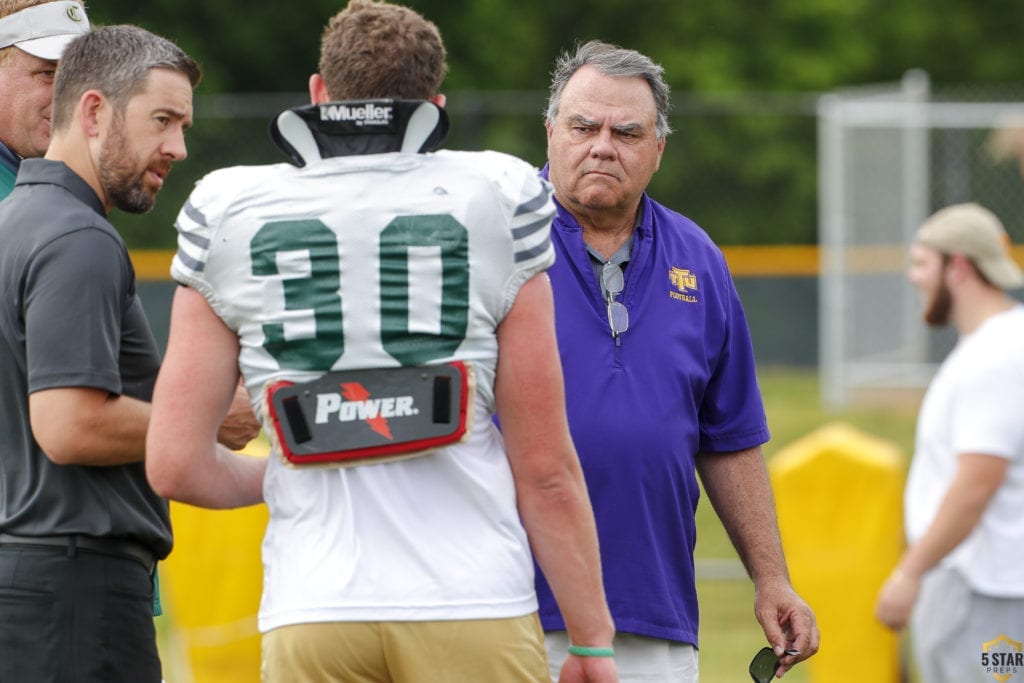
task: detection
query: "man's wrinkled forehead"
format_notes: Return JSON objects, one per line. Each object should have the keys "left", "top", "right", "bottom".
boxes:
{"left": 561, "top": 67, "right": 656, "bottom": 117}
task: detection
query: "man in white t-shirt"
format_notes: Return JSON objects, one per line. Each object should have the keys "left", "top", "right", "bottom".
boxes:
{"left": 875, "top": 202, "right": 1024, "bottom": 683}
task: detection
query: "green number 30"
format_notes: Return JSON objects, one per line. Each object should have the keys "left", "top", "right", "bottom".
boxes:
{"left": 250, "top": 215, "right": 469, "bottom": 371}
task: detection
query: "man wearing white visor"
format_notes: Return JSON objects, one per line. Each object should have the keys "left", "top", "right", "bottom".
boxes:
{"left": 0, "top": 0, "right": 89, "bottom": 198}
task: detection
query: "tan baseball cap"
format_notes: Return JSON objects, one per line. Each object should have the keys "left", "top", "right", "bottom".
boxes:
{"left": 0, "top": 1, "right": 89, "bottom": 61}
{"left": 915, "top": 202, "right": 1024, "bottom": 290}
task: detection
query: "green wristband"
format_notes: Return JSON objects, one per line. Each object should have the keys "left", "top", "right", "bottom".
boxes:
{"left": 568, "top": 645, "right": 615, "bottom": 658}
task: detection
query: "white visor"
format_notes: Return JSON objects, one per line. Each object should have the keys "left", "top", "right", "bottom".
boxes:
{"left": 0, "top": 2, "right": 90, "bottom": 61}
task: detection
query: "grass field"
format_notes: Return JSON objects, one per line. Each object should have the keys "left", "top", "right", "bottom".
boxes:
{"left": 695, "top": 366, "right": 921, "bottom": 683}
{"left": 157, "top": 366, "right": 924, "bottom": 682}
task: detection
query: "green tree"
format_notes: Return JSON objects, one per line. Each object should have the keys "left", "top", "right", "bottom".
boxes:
{"left": 87, "top": 0, "right": 1024, "bottom": 247}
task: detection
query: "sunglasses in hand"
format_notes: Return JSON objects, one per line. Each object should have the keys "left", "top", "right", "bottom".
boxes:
{"left": 749, "top": 646, "right": 800, "bottom": 683}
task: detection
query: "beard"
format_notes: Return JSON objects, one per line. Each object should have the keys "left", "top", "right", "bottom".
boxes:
{"left": 923, "top": 280, "right": 952, "bottom": 327}
{"left": 98, "top": 124, "right": 160, "bottom": 214}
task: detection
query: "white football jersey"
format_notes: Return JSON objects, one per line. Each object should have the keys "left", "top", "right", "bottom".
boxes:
{"left": 172, "top": 149, "right": 555, "bottom": 630}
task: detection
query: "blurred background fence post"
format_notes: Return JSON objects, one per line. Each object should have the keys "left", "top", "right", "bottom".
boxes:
{"left": 818, "top": 69, "right": 1024, "bottom": 409}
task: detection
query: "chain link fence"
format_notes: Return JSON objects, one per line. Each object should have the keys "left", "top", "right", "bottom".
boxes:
{"left": 116, "top": 89, "right": 821, "bottom": 250}
{"left": 123, "top": 82, "right": 1024, "bottom": 376}
{"left": 818, "top": 70, "right": 1024, "bottom": 407}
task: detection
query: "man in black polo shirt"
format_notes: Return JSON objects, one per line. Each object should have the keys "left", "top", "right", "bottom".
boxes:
{"left": 0, "top": 25, "right": 264, "bottom": 682}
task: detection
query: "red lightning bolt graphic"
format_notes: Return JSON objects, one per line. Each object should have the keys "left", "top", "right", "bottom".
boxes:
{"left": 340, "top": 382, "right": 394, "bottom": 441}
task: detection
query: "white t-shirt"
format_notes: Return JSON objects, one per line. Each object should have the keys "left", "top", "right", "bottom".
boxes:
{"left": 172, "top": 148, "right": 555, "bottom": 630}
{"left": 905, "top": 304, "right": 1024, "bottom": 596}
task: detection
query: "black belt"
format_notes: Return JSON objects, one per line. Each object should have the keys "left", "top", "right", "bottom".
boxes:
{"left": 0, "top": 533, "right": 156, "bottom": 573}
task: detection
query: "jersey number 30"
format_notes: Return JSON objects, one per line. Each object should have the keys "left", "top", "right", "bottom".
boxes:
{"left": 250, "top": 215, "right": 469, "bottom": 370}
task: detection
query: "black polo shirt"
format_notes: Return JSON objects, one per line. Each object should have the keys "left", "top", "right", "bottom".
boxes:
{"left": 0, "top": 159, "right": 171, "bottom": 558}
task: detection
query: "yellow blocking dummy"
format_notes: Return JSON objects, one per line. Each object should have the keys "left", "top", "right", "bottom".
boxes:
{"left": 770, "top": 422, "right": 906, "bottom": 683}
{"left": 158, "top": 439, "right": 269, "bottom": 683}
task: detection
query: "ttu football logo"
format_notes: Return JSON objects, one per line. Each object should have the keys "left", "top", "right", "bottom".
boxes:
{"left": 668, "top": 266, "right": 698, "bottom": 303}
{"left": 981, "top": 634, "right": 1023, "bottom": 682}
{"left": 313, "top": 382, "right": 420, "bottom": 441}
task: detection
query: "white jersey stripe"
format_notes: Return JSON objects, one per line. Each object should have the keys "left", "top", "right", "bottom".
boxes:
{"left": 181, "top": 200, "right": 208, "bottom": 227}
{"left": 514, "top": 240, "right": 553, "bottom": 264}
{"left": 515, "top": 186, "right": 552, "bottom": 216}
{"left": 512, "top": 216, "right": 552, "bottom": 241}
{"left": 172, "top": 248, "right": 205, "bottom": 275}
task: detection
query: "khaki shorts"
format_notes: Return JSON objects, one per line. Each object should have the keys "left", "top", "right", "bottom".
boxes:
{"left": 262, "top": 613, "right": 549, "bottom": 683}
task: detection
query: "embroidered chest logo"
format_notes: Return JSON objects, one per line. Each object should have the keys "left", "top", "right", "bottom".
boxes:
{"left": 981, "top": 634, "right": 1023, "bottom": 682}
{"left": 668, "top": 267, "right": 698, "bottom": 303}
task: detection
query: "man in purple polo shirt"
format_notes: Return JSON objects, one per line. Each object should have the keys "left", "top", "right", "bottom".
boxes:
{"left": 535, "top": 39, "right": 819, "bottom": 681}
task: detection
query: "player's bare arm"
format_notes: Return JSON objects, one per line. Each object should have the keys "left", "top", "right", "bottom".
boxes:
{"left": 495, "top": 273, "right": 617, "bottom": 682}
{"left": 146, "top": 285, "right": 266, "bottom": 508}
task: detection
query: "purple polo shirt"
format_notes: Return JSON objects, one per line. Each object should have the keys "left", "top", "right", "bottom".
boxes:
{"left": 535, "top": 185, "right": 769, "bottom": 647}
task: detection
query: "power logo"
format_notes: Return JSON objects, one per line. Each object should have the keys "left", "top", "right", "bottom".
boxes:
{"left": 266, "top": 362, "right": 472, "bottom": 467}
{"left": 313, "top": 382, "right": 419, "bottom": 441}
{"left": 981, "top": 634, "right": 1024, "bottom": 682}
